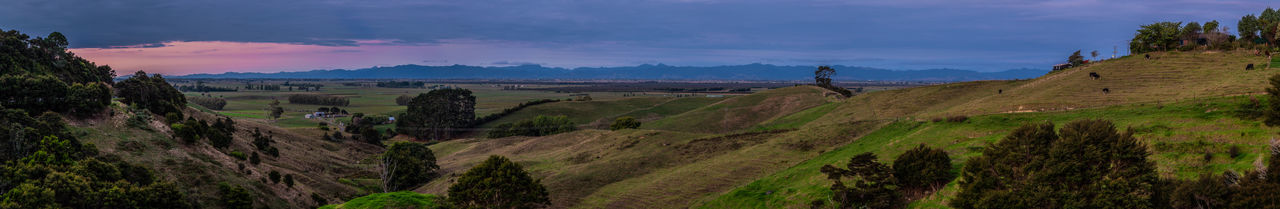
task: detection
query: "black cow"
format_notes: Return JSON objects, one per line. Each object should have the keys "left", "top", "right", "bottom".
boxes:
{"left": 1089, "top": 72, "right": 1100, "bottom": 80}
{"left": 998, "top": 89, "right": 1003, "bottom": 94}
{"left": 1102, "top": 88, "right": 1111, "bottom": 94}
{"left": 1145, "top": 54, "right": 1150, "bottom": 59}
{"left": 1247, "top": 63, "right": 1255, "bottom": 70}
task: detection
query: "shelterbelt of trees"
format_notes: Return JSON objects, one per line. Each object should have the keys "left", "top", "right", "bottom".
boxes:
{"left": 1131, "top": 7, "right": 1280, "bottom": 54}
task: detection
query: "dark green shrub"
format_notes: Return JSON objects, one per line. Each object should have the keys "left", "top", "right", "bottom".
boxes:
{"left": 228, "top": 151, "right": 247, "bottom": 160}
{"left": 821, "top": 153, "right": 901, "bottom": 209}
{"left": 951, "top": 120, "right": 1158, "bottom": 209}
{"left": 219, "top": 183, "right": 253, "bottom": 209}
{"left": 892, "top": 144, "right": 954, "bottom": 191}
{"left": 448, "top": 155, "right": 549, "bottom": 209}
{"left": 269, "top": 170, "right": 281, "bottom": 184}
{"left": 610, "top": 116, "right": 642, "bottom": 130}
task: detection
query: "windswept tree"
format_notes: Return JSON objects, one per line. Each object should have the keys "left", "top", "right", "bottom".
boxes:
{"left": 397, "top": 89, "right": 476, "bottom": 140}
{"left": 1068, "top": 50, "right": 1085, "bottom": 67}
{"left": 448, "top": 155, "right": 550, "bottom": 209}
{"left": 815, "top": 66, "right": 835, "bottom": 87}
{"left": 814, "top": 66, "right": 852, "bottom": 97}
{"left": 380, "top": 142, "right": 440, "bottom": 192}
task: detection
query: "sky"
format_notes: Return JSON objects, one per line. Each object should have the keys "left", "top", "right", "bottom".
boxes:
{"left": 1, "top": 0, "right": 1276, "bottom": 76}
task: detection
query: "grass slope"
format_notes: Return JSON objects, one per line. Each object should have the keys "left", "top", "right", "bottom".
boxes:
{"left": 75, "top": 102, "right": 386, "bottom": 208}
{"left": 645, "top": 86, "right": 832, "bottom": 133}
{"left": 700, "top": 51, "right": 1278, "bottom": 208}
{"left": 319, "top": 191, "right": 443, "bottom": 209}
{"left": 702, "top": 96, "right": 1276, "bottom": 208}
{"left": 476, "top": 96, "right": 727, "bottom": 130}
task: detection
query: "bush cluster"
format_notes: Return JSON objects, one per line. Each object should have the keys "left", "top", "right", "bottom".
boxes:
{"left": 288, "top": 94, "right": 350, "bottom": 106}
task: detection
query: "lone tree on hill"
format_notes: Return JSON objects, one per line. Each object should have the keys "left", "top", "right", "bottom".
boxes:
{"left": 268, "top": 99, "right": 284, "bottom": 121}
{"left": 380, "top": 142, "right": 440, "bottom": 192}
{"left": 1090, "top": 50, "right": 1100, "bottom": 61}
{"left": 448, "top": 155, "right": 550, "bottom": 209}
{"left": 815, "top": 65, "right": 835, "bottom": 87}
{"left": 397, "top": 88, "right": 476, "bottom": 140}
{"left": 814, "top": 66, "right": 853, "bottom": 97}
{"left": 1068, "top": 50, "right": 1085, "bottom": 67}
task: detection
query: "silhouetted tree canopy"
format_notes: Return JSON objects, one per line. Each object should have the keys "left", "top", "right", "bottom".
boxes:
{"left": 115, "top": 71, "right": 187, "bottom": 119}
{"left": 397, "top": 89, "right": 476, "bottom": 140}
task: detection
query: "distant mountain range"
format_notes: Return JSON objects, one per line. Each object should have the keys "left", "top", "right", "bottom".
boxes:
{"left": 169, "top": 64, "right": 1048, "bottom": 81}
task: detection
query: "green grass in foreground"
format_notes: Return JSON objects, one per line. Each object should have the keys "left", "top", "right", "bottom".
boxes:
{"left": 700, "top": 95, "right": 1276, "bottom": 208}
{"left": 319, "top": 191, "right": 443, "bottom": 209}
{"left": 1271, "top": 56, "right": 1280, "bottom": 68}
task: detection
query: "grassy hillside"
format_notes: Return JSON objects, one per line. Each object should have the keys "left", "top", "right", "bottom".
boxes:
{"left": 813, "top": 51, "right": 1272, "bottom": 125}
{"left": 319, "top": 191, "right": 444, "bottom": 209}
{"left": 477, "top": 96, "right": 725, "bottom": 130}
{"left": 701, "top": 51, "right": 1279, "bottom": 208}
{"left": 418, "top": 86, "right": 850, "bottom": 208}
{"left": 74, "top": 102, "right": 385, "bottom": 208}
{"left": 701, "top": 96, "right": 1275, "bottom": 208}
{"left": 645, "top": 86, "right": 832, "bottom": 133}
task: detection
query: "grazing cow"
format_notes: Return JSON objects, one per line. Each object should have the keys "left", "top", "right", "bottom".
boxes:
{"left": 1247, "top": 64, "right": 1255, "bottom": 70}
{"left": 1102, "top": 88, "right": 1110, "bottom": 94}
{"left": 998, "top": 89, "right": 1003, "bottom": 94}
{"left": 1089, "top": 72, "right": 1100, "bottom": 80}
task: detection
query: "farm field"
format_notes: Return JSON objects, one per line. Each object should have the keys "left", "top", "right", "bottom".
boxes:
{"left": 177, "top": 80, "right": 767, "bottom": 129}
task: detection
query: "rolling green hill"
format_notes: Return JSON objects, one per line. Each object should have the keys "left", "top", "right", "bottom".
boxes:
{"left": 419, "top": 50, "right": 1279, "bottom": 208}
{"left": 701, "top": 51, "right": 1278, "bottom": 208}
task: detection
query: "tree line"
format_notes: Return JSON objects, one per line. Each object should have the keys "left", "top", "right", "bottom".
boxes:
{"left": 189, "top": 96, "right": 228, "bottom": 110}
{"left": 377, "top": 81, "right": 426, "bottom": 88}
{"left": 1, "top": 29, "right": 114, "bottom": 117}
{"left": 1130, "top": 8, "right": 1280, "bottom": 54}
{"left": 176, "top": 84, "right": 237, "bottom": 92}
{"left": 288, "top": 94, "right": 350, "bottom": 106}
{"left": 487, "top": 115, "right": 577, "bottom": 138}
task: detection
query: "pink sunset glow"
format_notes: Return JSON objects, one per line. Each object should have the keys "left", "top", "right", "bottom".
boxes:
{"left": 69, "top": 40, "right": 652, "bottom": 76}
